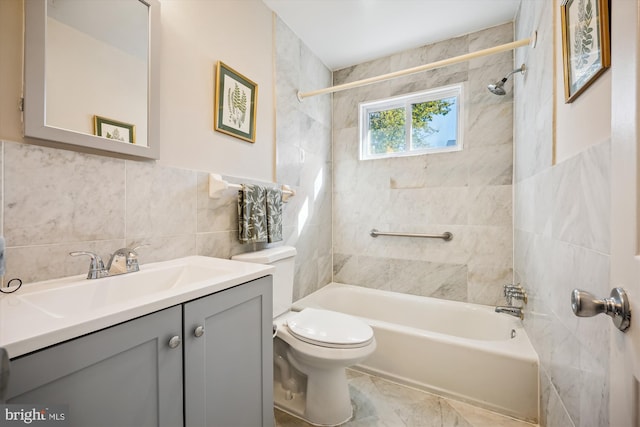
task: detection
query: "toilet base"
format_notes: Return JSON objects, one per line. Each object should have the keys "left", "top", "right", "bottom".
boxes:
{"left": 274, "top": 381, "right": 353, "bottom": 427}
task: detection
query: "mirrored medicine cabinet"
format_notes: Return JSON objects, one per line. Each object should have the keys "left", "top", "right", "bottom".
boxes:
{"left": 24, "top": 0, "right": 160, "bottom": 159}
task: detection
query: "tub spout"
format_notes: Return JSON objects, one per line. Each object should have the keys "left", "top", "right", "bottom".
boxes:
{"left": 495, "top": 306, "right": 523, "bottom": 320}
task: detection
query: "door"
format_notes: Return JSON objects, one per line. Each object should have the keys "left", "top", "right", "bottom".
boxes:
{"left": 610, "top": 0, "right": 640, "bottom": 425}
{"left": 6, "top": 306, "right": 184, "bottom": 427}
{"left": 183, "top": 276, "right": 273, "bottom": 427}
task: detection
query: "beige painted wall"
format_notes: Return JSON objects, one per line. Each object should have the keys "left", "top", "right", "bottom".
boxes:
{"left": 0, "top": 0, "right": 23, "bottom": 143}
{"left": 554, "top": 0, "right": 611, "bottom": 163}
{"left": 0, "top": 9, "right": 330, "bottom": 294}
{"left": 0, "top": 0, "right": 275, "bottom": 182}
{"left": 158, "top": 0, "right": 274, "bottom": 180}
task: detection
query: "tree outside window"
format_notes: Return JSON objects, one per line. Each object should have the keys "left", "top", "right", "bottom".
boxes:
{"left": 360, "top": 85, "right": 462, "bottom": 160}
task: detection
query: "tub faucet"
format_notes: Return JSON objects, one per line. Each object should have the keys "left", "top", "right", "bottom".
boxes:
{"left": 495, "top": 306, "right": 523, "bottom": 320}
{"left": 503, "top": 284, "right": 528, "bottom": 305}
{"left": 506, "top": 290, "right": 527, "bottom": 305}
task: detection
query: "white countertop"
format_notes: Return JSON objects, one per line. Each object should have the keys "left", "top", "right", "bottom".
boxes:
{"left": 0, "top": 256, "right": 273, "bottom": 358}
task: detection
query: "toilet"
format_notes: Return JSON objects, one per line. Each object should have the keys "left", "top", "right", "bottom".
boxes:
{"left": 232, "top": 246, "right": 376, "bottom": 426}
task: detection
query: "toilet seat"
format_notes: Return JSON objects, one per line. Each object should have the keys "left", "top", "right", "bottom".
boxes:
{"left": 286, "top": 308, "right": 374, "bottom": 349}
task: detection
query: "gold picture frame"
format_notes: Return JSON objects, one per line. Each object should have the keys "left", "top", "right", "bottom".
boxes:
{"left": 561, "top": 0, "right": 610, "bottom": 103}
{"left": 214, "top": 61, "right": 258, "bottom": 143}
{"left": 93, "top": 115, "right": 136, "bottom": 144}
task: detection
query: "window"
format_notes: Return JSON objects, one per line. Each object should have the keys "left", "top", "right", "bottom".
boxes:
{"left": 359, "top": 84, "right": 463, "bottom": 160}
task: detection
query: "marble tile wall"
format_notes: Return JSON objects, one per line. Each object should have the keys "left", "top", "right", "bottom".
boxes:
{"left": 1, "top": 17, "right": 333, "bottom": 298}
{"left": 332, "top": 23, "right": 514, "bottom": 306}
{"left": 0, "top": 140, "right": 274, "bottom": 284}
{"left": 514, "top": 2, "right": 611, "bottom": 426}
{"left": 275, "top": 17, "right": 333, "bottom": 300}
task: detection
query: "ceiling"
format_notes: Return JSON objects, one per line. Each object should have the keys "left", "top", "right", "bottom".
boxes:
{"left": 262, "top": 0, "right": 521, "bottom": 70}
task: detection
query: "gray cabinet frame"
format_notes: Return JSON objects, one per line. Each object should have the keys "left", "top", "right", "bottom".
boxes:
{"left": 5, "top": 275, "right": 274, "bottom": 427}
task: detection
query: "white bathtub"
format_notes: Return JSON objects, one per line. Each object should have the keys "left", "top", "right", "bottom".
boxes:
{"left": 291, "top": 283, "right": 539, "bottom": 423}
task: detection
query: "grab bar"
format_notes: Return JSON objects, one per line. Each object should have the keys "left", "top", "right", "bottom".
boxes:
{"left": 369, "top": 229, "right": 453, "bottom": 241}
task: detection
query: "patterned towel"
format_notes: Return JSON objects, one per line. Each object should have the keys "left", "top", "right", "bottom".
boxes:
{"left": 238, "top": 185, "right": 283, "bottom": 244}
{"left": 265, "top": 187, "right": 283, "bottom": 243}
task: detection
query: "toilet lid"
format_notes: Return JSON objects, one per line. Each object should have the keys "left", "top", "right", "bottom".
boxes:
{"left": 286, "top": 308, "right": 374, "bottom": 349}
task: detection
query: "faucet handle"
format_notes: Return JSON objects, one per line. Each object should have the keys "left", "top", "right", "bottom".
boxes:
{"left": 108, "top": 244, "right": 148, "bottom": 275}
{"left": 506, "top": 289, "right": 528, "bottom": 305}
{"left": 503, "top": 283, "right": 516, "bottom": 296}
{"left": 503, "top": 283, "right": 522, "bottom": 293}
{"left": 69, "top": 251, "right": 106, "bottom": 279}
{"left": 503, "top": 284, "right": 527, "bottom": 304}
{"left": 127, "top": 244, "right": 149, "bottom": 271}
{"left": 131, "top": 243, "right": 150, "bottom": 254}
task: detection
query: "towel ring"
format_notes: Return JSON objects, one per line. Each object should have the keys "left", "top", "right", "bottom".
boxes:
{"left": 0, "top": 278, "right": 22, "bottom": 294}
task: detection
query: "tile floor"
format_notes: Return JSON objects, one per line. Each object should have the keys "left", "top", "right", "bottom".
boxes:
{"left": 274, "top": 370, "right": 537, "bottom": 427}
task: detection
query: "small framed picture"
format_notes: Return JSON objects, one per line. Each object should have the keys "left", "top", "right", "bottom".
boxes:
{"left": 561, "top": 0, "right": 610, "bottom": 103}
{"left": 214, "top": 61, "right": 258, "bottom": 143}
{"left": 93, "top": 115, "right": 136, "bottom": 144}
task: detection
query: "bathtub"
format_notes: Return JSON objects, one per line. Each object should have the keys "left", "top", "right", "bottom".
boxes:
{"left": 291, "top": 283, "right": 539, "bottom": 423}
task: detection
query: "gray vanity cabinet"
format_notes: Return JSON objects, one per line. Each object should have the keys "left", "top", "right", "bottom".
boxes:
{"left": 5, "top": 306, "right": 184, "bottom": 427}
{"left": 184, "top": 276, "right": 273, "bottom": 427}
{"left": 5, "top": 275, "right": 274, "bottom": 427}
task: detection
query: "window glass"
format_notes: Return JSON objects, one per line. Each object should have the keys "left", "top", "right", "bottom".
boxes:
{"left": 360, "top": 84, "right": 463, "bottom": 160}
{"left": 368, "top": 107, "right": 405, "bottom": 154}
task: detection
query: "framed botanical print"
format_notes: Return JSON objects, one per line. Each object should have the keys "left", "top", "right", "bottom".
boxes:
{"left": 214, "top": 61, "right": 258, "bottom": 143}
{"left": 93, "top": 115, "right": 136, "bottom": 144}
{"left": 561, "top": 0, "right": 610, "bottom": 103}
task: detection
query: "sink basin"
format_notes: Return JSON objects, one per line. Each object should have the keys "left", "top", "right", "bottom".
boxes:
{"left": 17, "top": 259, "right": 234, "bottom": 318}
{"left": 0, "top": 255, "right": 274, "bottom": 358}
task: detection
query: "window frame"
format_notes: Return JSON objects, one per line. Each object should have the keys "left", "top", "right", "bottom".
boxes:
{"left": 358, "top": 83, "right": 464, "bottom": 160}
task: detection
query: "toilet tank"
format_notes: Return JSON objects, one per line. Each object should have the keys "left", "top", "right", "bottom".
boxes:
{"left": 231, "top": 246, "right": 297, "bottom": 317}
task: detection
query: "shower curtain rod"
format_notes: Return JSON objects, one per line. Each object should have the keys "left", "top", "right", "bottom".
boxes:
{"left": 297, "top": 31, "right": 537, "bottom": 100}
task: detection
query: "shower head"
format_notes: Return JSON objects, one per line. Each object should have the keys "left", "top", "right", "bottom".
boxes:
{"left": 487, "top": 64, "right": 526, "bottom": 95}
{"left": 487, "top": 80, "right": 508, "bottom": 96}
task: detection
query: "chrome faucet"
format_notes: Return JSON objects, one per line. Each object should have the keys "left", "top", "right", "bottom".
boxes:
{"left": 495, "top": 306, "right": 523, "bottom": 319}
{"left": 506, "top": 290, "right": 527, "bottom": 305}
{"left": 70, "top": 245, "right": 147, "bottom": 279}
{"left": 503, "top": 284, "right": 528, "bottom": 305}
{"left": 69, "top": 251, "right": 108, "bottom": 279}
{"left": 106, "top": 246, "right": 143, "bottom": 275}
{"left": 496, "top": 284, "right": 528, "bottom": 319}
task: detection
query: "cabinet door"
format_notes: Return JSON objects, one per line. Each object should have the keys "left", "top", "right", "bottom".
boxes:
{"left": 184, "top": 276, "right": 273, "bottom": 427}
{"left": 6, "top": 306, "right": 183, "bottom": 427}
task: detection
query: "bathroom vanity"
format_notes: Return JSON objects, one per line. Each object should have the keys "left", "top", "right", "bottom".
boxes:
{"left": 0, "top": 256, "right": 274, "bottom": 427}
